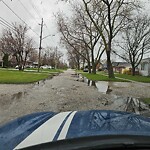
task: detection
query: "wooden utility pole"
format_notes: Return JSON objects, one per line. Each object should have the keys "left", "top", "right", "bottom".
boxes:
{"left": 38, "top": 18, "right": 43, "bottom": 72}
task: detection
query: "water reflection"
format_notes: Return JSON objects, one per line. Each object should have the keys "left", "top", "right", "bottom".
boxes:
{"left": 95, "top": 81, "right": 109, "bottom": 94}
{"left": 83, "top": 78, "right": 111, "bottom": 94}
{"left": 87, "top": 80, "right": 96, "bottom": 87}
{"left": 81, "top": 76, "right": 133, "bottom": 94}
{"left": 79, "top": 76, "right": 150, "bottom": 115}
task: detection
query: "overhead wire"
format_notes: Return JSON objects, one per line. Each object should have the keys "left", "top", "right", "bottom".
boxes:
{"left": 29, "top": 0, "right": 52, "bottom": 38}
{"left": 1, "top": 0, "right": 39, "bottom": 36}
{"left": 30, "top": 0, "right": 43, "bottom": 19}
{"left": 0, "top": 16, "right": 36, "bottom": 43}
{"left": 29, "top": 0, "right": 51, "bottom": 33}
{"left": 17, "top": 0, "right": 39, "bottom": 25}
{"left": 0, "top": 21, "right": 12, "bottom": 30}
{"left": 17, "top": 0, "right": 52, "bottom": 47}
{"left": 0, "top": 16, "right": 13, "bottom": 28}
{"left": 0, "top": 16, "right": 22, "bottom": 33}
{"left": 40, "top": 1, "right": 52, "bottom": 33}
{"left": 0, "top": 17, "right": 14, "bottom": 30}
{"left": 0, "top": 0, "right": 55, "bottom": 47}
{"left": 29, "top": 0, "right": 55, "bottom": 45}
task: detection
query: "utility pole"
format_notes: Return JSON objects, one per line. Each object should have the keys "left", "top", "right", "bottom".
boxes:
{"left": 38, "top": 18, "right": 43, "bottom": 72}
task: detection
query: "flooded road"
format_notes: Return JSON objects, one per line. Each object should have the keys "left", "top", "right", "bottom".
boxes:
{"left": 0, "top": 69, "right": 150, "bottom": 126}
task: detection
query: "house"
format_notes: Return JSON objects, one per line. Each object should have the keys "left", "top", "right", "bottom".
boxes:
{"left": 139, "top": 58, "right": 150, "bottom": 76}
{"left": 96, "top": 62, "right": 103, "bottom": 71}
{"left": 112, "top": 62, "right": 131, "bottom": 73}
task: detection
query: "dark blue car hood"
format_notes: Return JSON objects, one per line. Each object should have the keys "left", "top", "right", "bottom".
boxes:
{"left": 0, "top": 110, "right": 150, "bottom": 150}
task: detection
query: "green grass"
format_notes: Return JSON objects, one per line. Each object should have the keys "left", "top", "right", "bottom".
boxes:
{"left": 115, "top": 73, "right": 150, "bottom": 83}
{"left": 0, "top": 69, "right": 50, "bottom": 84}
{"left": 141, "top": 98, "right": 150, "bottom": 104}
{"left": 82, "top": 73, "right": 126, "bottom": 82}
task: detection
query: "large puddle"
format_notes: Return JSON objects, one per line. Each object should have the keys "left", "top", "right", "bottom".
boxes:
{"left": 76, "top": 74, "right": 150, "bottom": 115}
{"left": 78, "top": 74, "right": 133, "bottom": 94}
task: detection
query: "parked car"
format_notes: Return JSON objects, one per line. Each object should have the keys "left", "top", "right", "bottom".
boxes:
{"left": 83, "top": 68, "right": 88, "bottom": 72}
{"left": 40, "top": 65, "right": 52, "bottom": 69}
{"left": 0, "top": 110, "right": 150, "bottom": 150}
{"left": 15, "top": 65, "right": 19, "bottom": 69}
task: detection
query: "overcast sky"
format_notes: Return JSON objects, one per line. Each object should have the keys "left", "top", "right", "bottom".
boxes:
{"left": 0, "top": 0, "right": 72, "bottom": 61}
{"left": 0, "top": 0, "right": 150, "bottom": 61}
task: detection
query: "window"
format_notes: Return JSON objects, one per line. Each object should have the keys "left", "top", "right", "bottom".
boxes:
{"left": 141, "top": 62, "right": 148, "bottom": 71}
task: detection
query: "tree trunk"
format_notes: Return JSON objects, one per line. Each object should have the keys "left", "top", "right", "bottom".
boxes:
{"left": 88, "top": 61, "right": 91, "bottom": 73}
{"left": 131, "top": 66, "right": 135, "bottom": 76}
{"left": 77, "top": 63, "right": 80, "bottom": 70}
{"left": 91, "top": 81, "right": 96, "bottom": 87}
{"left": 91, "top": 48, "right": 96, "bottom": 74}
{"left": 92, "top": 63, "right": 96, "bottom": 74}
{"left": 19, "top": 65, "right": 22, "bottom": 71}
{"left": 82, "top": 58, "right": 85, "bottom": 69}
{"left": 106, "top": 51, "right": 115, "bottom": 78}
{"left": 2, "top": 54, "right": 9, "bottom": 68}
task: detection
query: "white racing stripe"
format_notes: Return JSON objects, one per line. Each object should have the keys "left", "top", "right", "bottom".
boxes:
{"left": 14, "top": 111, "right": 71, "bottom": 150}
{"left": 58, "top": 111, "right": 77, "bottom": 140}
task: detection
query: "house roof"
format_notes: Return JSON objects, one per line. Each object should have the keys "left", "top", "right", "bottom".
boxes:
{"left": 112, "top": 62, "right": 131, "bottom": 67}
{"left": 141, "top": 57, "right": 150, "bottom": 62}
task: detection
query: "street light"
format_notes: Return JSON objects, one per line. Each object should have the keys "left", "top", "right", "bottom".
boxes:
{"left": 42, "top": 34, "right": 55, "bottom": 40}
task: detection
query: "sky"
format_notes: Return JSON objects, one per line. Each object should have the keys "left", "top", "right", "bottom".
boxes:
{"left": 0, "top": 0, "right": 71, "bottom": 61}
{"left": 0, "top": 0, "right": 150, "bottom": 62}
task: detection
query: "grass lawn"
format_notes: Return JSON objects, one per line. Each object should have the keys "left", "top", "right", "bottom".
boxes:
{"left": 141, "top": 98, "right": 150, "bottom": 105}
{"left": 82, "top": 73, "right": 126, "bottom": 82}
{"left": 0, "top": 69, "right": 51, "bottom": 84}
{"left": 115, "top": 73, "right": 150, "bottom": 83}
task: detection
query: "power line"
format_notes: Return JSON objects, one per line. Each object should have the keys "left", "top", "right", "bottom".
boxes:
{"left": 40, "top": 1, "right": 53, "bottom": 34}
{"left": 29, "top": 0, "right": 53, "bottom": 39}
{"left": 0, "top": 18, "right": 14, "bottom": 30}
{"left": 1, "top": 0, "right": 39, "bottom": 36}
{"left": 0, "top": 17, "right": 36, "bottom": 41}
{"left": 17, "top": 0, "right": 52, "bottom": 37}
{"left": 0, "top": 16, "right": 12, "bottom": 27}
{"left": 0, "top": 17, "right": 18, "bottom": 32}
{"left": 0, "top": 21, "right": 12, "bottom": 30}
{"left": 17, "top": 0, "right": 39, "bottom": 25}
{"left": 30, "top": 0, "right": 43, "bottom": 19}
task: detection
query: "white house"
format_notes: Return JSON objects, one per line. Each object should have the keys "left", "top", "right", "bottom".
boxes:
{"left": 139, "top": 58, "right": 150, "bottom": 76}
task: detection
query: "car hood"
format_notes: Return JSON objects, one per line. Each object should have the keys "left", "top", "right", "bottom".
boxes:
{"left": 0, "top": 110, "right": 150, "bottom": 150}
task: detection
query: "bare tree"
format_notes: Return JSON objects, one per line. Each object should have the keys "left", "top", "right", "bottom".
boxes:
{"left": 67, "top": 47, "right": 82, "bottom": 70}
{"left": 57, "top": 13, "right": 91, "bottom": 71}
{"left": 57, "top": 2, "right": 105, "bottom": 74}
{"left": 81, "top": 0, "right": 140, "bottom": 78}
{"left": 74, "top": 4, "right": 105, "bottom": 74}
{"left": 113, "top": 15, "right": 150, "bottom": 76}
{"left": 28, "top": 49, "right": 38, "bottom": 63}
{"left": 0, "top": 23, "right": 34, "bottom": 70}
{"left": 42, "top": 47, "right": 63, "bottom": 69}
{"left": 0, "top": 31, "right": 14, "bottom": 67}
